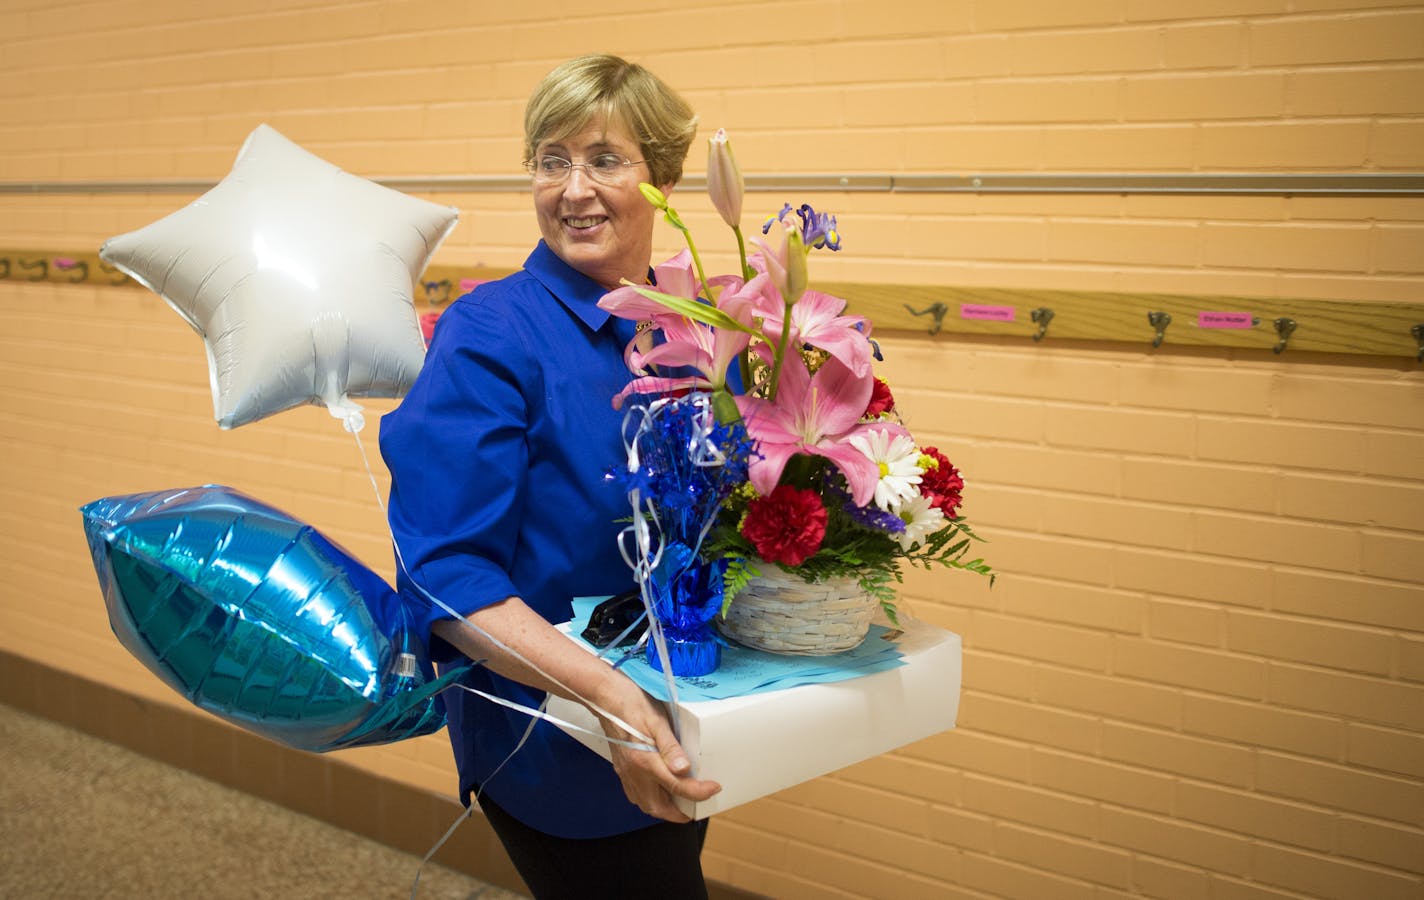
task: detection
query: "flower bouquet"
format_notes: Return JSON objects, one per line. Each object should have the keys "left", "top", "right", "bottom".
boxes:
{"left": 601, "top": 130, "right": 992, "bottom": 670}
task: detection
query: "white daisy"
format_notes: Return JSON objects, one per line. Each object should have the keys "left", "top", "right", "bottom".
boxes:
{"left": 849, "top": 429, "right": 923, "bottom": 512}
{"left": 895, "top": 493, "right": 946, "bottom": 552}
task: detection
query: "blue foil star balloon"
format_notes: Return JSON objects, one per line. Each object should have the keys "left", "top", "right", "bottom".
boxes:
{"left": 80, "top": 485, "right": 466, "bottom": 753}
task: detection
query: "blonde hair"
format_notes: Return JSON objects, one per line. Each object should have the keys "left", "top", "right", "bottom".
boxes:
{"left": 524, "top": 54, "right": 698, "bottom": 188}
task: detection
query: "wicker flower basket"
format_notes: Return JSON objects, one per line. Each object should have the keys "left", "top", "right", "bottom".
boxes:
{"left": 716, "top": 561, "right": 877, "bottom": 655}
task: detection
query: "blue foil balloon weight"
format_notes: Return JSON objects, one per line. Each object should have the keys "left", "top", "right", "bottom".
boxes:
{"left": 79, "top": 485, "right": 466, "bottom": 753}
{"left": 644, "top": 543, "right": 724, "bottom": 678}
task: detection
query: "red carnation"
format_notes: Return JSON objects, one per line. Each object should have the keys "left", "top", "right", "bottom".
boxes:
{"left": 864, "top": 377, "right": 895, "bottom": 419}
{"left": 741, "top": 484, "right": 827, "bottom": 566}
{"left": 920, "top": 446, "right": 964, "bottom": 518}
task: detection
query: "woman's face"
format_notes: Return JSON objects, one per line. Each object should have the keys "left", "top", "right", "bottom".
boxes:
{"left": 532, "top": 113, "right": 671, "bottom": 290}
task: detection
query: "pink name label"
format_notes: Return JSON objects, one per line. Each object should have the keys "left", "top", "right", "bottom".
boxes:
{"left": 1198, "top": 312, "right": 1256, "bottom": 329}
{"left": 960, "top": 304, "right": 1015, "bottom": 322}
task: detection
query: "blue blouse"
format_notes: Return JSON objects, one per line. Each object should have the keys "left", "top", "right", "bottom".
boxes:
{"left": 379, "top": 240, "right": 659, "bottom": 838}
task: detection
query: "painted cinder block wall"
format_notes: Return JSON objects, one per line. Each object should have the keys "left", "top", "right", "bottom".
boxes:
{"left": 2, "top": 2, "right": 1421, "bottom": 898}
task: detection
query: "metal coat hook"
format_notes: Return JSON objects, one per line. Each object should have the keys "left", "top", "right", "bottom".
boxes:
{"left": 18, "top": 257, "right": 47, "bottom": 281}
{"left": 98, "top": 260, "right": 128, "bottom": 285}
{"left": 423, "top": 279, "right": 452, "bottom": 305}
{"left": 1147, "top": 311, "right": 1172, "bottom": 348}
{"left": 904, "top": 302, "right": 947, "bottom": 336}
{"left": 1412, "top": 324, "right": 1424, "bottom": 363}
{"left": 1273, "top": 317, "right": 1297, "bottom": 355}
{"left": 54, "top": 257, "right": 88, "bottom": 283}
{"left": 1030, "top": 307, "right": 1054, "bottom": 342}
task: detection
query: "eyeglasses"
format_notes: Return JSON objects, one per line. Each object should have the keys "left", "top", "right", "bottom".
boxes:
{"left": 526, "top": 153, "right": 645, "bottom": 185}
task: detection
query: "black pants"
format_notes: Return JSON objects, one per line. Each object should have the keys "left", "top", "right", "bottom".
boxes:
{"left": 476, "top": 792, "right": 710, "bottom": 900}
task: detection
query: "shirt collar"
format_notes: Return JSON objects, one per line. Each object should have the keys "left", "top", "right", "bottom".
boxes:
{"left": 523, "top": 240, "right": 618, "bottom": 333}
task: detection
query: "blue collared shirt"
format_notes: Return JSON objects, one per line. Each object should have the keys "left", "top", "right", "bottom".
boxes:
{"left": 379, "top": 241, "right": 659, "bottom": 838}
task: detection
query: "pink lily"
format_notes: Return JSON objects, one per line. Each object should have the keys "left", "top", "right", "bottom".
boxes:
{"left": 601, "top": 251, "right": 757, "bottom": 409}
{"left": 734, "top": 353, "right": 907, "bottom": 507}
{"left": 706, "top": 128, "right": 744, "bottom": 230}
{"left": 611, "top": 374, "right": 712, "bottom": 409}
{"left": 599, "top": 250, "right": 708, "bottom": 376}
{"left": 615, "top": 293, "right": 754, "bottom": 403}
{"left": 599, "top": 249, "right": 701, "bottom": 330}
{"left": 748, "top": 277, "right": 875, "bottom": 378}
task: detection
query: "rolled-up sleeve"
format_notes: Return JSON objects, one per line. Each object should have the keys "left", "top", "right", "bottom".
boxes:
{"left": 379, "top": 296, "right": 535, "bottom": 661}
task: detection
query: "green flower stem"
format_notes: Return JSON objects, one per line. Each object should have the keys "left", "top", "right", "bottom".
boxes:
{"left": 641, "top": 183, "right": 712, "bottom": 295}
{"left": 681, "top": 224, "right": 712, "bottom": 301}
{"left": 729, "top": 224, "right": 754, "bottom": 389}
{"left": 733, "top": 224, "right": 752, "bottom": 281}
{"left": 765, "top": 299, "right": 795, "bottom": 401}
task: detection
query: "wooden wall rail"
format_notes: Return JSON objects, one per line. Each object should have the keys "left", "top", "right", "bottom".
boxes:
{"left": 6, "top": 248, "right": 1421, "bottom": 363}
{"left": 0, "top": 249, "right": 131, "bottom": 286}
{"left": 819, "top": 281, "right": 1424, "bottom": 361}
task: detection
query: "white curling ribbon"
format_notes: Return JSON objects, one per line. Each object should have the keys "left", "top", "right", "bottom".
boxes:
{"left": 626, "top": 484, "right": 685, "bottom": 743}
{"left": 449, "top": 684, "right": 654, "bottom": 752}
{"left": 355, "top": 418, "right": 666, "bottom": 900}
{"left": 619, "top": 396, "right": 733, "bottom": 748}
{"left": 349, "top": 424, "right": 659, "bottom": 751}
{"left": 618, "top": 398, "right": 686, "bottom": 731}
{"left": 403, "top": 562, "right": 659, "bottom": 750}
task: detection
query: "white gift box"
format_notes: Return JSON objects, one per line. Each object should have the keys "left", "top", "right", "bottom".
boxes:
{"left": 546, "top": 619, "right": 962, "bottom": 819}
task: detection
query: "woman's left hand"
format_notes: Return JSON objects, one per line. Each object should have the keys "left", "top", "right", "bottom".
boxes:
{"left": 592, "top": 672, "right": 722, "bottom": 822}
{"left": 433, "top": 598, "right": 720, "bottom": 822}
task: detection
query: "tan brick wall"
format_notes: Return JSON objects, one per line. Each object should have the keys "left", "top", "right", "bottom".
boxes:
{"left": 2, "top": 2, "right": 1422, "bottom": 897}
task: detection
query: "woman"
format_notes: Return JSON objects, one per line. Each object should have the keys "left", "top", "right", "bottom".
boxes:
{"left": 379, "top": 55, "right": 719, "bottom": 899}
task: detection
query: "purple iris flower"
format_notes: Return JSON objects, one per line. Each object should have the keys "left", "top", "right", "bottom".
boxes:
{"left": 761, "top": 202, "right": 842, "bottom": 251}
{"left": 761, "top": 203, "right": 793, "bottom": 235}
{"left": 854, "top": 322, "right": 884, "bottom": 362}
{"left": 795, "top": 203, "right": 841, "bottom": 251}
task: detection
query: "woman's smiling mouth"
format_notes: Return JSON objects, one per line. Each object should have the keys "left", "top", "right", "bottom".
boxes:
{"left": 564, "top": 215, "right": 606, "bottom": 230}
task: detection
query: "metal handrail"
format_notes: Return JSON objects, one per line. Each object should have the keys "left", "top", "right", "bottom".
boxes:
{"left": 3, "top": 172, "right": 1422, "bottom": 196}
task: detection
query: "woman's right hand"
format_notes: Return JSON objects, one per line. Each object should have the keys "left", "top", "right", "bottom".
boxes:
{"left": 592, "top": 673, "right": 721, "bottom": 822}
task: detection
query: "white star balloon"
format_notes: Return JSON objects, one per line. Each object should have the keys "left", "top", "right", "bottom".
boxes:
{"left": 101, "top": 124, "right": 459, "bottom": 431}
